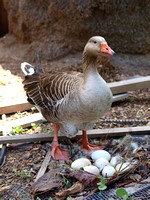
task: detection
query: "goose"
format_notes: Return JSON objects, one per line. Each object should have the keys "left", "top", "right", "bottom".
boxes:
{"left": 21, "top": 36, "right": 115, "bottom": 162}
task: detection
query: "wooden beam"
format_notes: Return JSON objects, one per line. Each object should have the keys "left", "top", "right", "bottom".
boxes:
{"left": 0, "top": 99, "right": 32, "bottom": 115}
{"left": 112, "top": 93, "right": 129, "bottom": 102}
{"left": 0, "top": 113, "right": 46, "bottom": 133}
{"left": 83, "top": 126, "right": 150, "bottom": 138}
{"left": 0, "top": 132, "right": 52, "bottom": 144}
{"left": 0, "top": 126, "right": 149, "bottom": 144}
{"left": 108, "top": 76, "right": 150, "bottom": 95}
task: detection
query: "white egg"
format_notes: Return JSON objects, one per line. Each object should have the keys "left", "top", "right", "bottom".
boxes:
{"left": 116, "top": 162, "right": 131, "bottom": 172}
{"left": 91, "top": 150, "right": 111, "bottom": 161}
{"left": 83, "top": 165, "right": 99, "bottom": 176}
{"left": 102, "top": 165, "right": 116, "bottom": 177}
{"left": 110, "top": 155, "right": 122, "bottom": 167}
{"left": 71, "top": 158, "right": 91, "bottom": 170}
{"left": 94, "top": 158, "right": 110, "bottom": 172}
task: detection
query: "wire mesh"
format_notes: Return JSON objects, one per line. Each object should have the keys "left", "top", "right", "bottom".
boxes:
{"left": 0, "top": 184, "right": 150, "bottom": 200}
{"left": 0, "top": 185, "right": 32, "bottom": 200}
{"left": 86, "top": 184, "right": 150, "bottom": 200}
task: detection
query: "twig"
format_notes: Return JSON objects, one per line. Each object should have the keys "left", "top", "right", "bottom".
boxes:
{"left": 35, "top": 148, "right": 51, "bottom": 182}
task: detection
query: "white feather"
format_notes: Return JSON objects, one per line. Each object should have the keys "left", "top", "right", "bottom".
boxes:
{"left": 21, "top": 62, "right": 35, "bottom": 75}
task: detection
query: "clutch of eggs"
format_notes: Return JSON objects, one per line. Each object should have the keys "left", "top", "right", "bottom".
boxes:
{"left": 71, "top": 150, "right": 132, "bottom": 178}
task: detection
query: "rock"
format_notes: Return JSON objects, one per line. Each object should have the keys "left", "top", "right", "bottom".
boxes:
{"left": 2, "top": 0, "right": 150, "bottom": 62}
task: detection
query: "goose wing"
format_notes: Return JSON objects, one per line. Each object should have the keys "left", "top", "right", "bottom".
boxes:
{"left": 23, "top": 71, "right": 82, "bottom": 113}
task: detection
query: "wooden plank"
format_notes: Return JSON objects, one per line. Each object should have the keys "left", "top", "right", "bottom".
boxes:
{"left": 0, "top": 99, "right": 32, "bottom": 115}
{"left": 0, "top": 126, "right": 149, "bottom": 144}
{"left": 0, "top": 113, "right": 46, "bottom": 133}
{"left": 108, "top": 76, "right": 150, "bottom": 95}
{"left": 0, "top": 132, "right": 52, "bottom": 144}
{"left": 112, "top": 93, "right": 129, "bottom": 102}
{"left": 83, "top": 126, "right": 150, "bottom": 138}
{"left": 35, "top": 149, "right": 51, "bottom": 182}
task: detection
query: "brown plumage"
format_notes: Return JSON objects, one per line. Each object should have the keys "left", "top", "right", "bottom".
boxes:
{"left": 21, "top": 36, "right": 115, "bottom": 162}
{"left": 23, "top": 70, "right": 82, "bottom": 123}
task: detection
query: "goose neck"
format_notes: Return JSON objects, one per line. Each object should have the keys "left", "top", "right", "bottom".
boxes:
{"left": 82, "top": 51, "right": 99, "bottom": 80}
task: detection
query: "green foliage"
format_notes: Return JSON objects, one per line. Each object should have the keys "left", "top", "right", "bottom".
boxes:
{"left": 48, "top": 198, "right": 53, "bottom": 200}
{"left": 10, "top": 126, "right": 27, "bottom": 135}
{"left": 136, "top": 110, "right": 143, "bottom": 119}
{"left": 107, "top": 188, "right": 133, "bottom": 200}
{"left": 12, "top": 168, "right": 31, "bottom": 179}
{"left": 116, "top": 188, "right": 133, "bottom": 200}
{"left": 97, "top": 178, "right": 133, "bottom": 200}
{"left": 59, "top": 173, "right": 75, "bottom": 188}
{"left": 12, "top": 168, "right": 19, "bottom": 176}
{"left": 42, "top": 128, "right": 48, "bottom": 133}
{"left": 67, "top": 196, "right": 72, "bottom": 200}
{"left": 80, "top": 167, "right": 84, "bottom": 171}
{"left": 133, "top": 103, "right": 137, "bottom": 108}
{"left": 129, "top": 96, "right": 135, "bottom": 102}
{"left": 61, "top": 174, "right": 72, "bottom": 188}
{"left": 36, "top": 197, "right": 41, "bottom": 200}
{"left": 97, "top": 176, "right": 107, "bottom": 192}
{"left": 31, "top": 122, "right": 42, "bottom": 129}
{"left": 22, "top": 169, "right": 31, "bottom": 179}
{"left": 5, "top": 181, "right": 9, "bottom": 186}
{"left": 32, "top": 163, "right": 36, "bottom": 168}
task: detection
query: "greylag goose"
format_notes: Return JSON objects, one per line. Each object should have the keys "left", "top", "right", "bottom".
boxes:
{"left": 21, "top": 36, "right": 115, "bottom": 162}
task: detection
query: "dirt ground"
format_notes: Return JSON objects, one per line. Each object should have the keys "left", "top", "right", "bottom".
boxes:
{"left": 0, "top": 34, "right": 150, "bottom": 199}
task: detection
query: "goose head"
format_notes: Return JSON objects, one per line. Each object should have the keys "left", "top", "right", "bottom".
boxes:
{"left": 83, "top": 36, "right": 115, "bottom": 58}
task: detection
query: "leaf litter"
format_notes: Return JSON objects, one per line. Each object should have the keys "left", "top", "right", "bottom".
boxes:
{"left": 29, "top": 138, "right": 149, "bottom": 199}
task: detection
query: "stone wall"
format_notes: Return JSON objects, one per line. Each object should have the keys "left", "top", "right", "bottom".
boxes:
{"left": 3, "top": 0, "right": 150, "bottom": 60}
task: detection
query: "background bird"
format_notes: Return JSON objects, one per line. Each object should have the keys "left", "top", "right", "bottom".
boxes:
{"left": 21, "top": 36, "right": 115, "bottom": 162}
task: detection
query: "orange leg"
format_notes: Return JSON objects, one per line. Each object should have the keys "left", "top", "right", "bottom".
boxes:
{"left": 51, "top": 124, "right": 69, "bottom": 163}
{"left": 78, "top": 130, "right": 104, "bottom": 151}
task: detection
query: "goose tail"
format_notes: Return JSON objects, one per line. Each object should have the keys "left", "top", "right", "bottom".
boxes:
{"left": 21, "top": 62, "right": 43, "bottom": 76}
{"left": 21, "top": 62, "right": 35, "bottom": 76}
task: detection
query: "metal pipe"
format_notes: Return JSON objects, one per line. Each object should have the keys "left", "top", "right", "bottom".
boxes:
{"left": 0, "top": 144, "right": 6, "bottom": 167}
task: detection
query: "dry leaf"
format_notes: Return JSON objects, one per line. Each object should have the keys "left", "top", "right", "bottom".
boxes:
{"left": 31, "top": 168, "right": 62, "bottom": 196}
{"left": 55, "top": 181, "right": 84, "bottom": 200}
{"left": 129, "top": 174, "right": 141, "bottom": 182}
{"left": 63, "top": 170, "right": 101, "bottom": 187}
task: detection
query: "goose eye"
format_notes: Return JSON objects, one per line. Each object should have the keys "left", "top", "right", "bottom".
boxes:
{"left": 93, "top": 41, "right": 97, "bottom": 44}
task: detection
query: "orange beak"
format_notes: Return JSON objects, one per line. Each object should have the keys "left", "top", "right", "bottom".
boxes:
{"left": 101, "top": 42, "right": 116, "bottom": 55}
